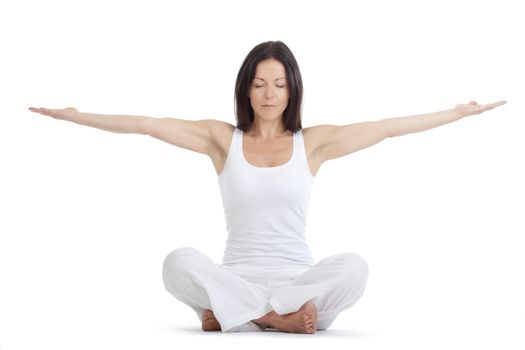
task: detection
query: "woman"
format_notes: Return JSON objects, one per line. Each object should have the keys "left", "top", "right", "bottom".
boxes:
{"left": 28, "top": 40, "right": 506, "bottom": 334}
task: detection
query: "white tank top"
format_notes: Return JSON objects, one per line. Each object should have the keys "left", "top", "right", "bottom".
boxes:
{"left": 218, "top": 127, "right": 315, "bottom": 268}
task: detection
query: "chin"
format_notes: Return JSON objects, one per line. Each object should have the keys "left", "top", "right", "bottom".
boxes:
{"left": 257, "top": 110, "right": 284, "bottom": 118}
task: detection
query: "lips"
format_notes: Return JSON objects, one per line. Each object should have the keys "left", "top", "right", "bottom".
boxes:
{"left": 262, "top": 105, "right": 277, "bottom": 107}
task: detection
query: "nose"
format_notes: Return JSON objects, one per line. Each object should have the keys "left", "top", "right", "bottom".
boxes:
{"left": 265, "top": 86, "right": 276, "bottom": 100}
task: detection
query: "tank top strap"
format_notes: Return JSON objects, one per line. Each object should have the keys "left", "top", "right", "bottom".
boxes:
{"left": 234, "top": 127, "right": 243, "bottom": 160}
{"left": 296, "top": 129, "right": 315, "bottom": 178}
{"left": 295, "top": 129, "right": 306, "bottom": 162}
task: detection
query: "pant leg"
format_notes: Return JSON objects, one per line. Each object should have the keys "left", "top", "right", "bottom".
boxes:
{"left": 162, "top": 247, "right": 273, "bottom": 332}
{"left": 267, "top": 252, "right": 369, "bottom": 330}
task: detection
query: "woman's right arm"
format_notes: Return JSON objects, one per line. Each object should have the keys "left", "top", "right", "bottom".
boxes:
{"left": 28, "top": 106, "right": 219, "bottom": 156}
{"left": 28, "top": 107, "right": 151, "bottom": 134}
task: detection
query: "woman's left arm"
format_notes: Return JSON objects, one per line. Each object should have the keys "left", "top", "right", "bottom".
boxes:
{"left": 314, "top": 100, "right": 507, "bottom": 163}
{"left": 383, "top": 100, "right": 507, "bottom": 137}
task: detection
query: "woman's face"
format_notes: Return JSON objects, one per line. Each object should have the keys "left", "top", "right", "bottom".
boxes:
{"left": 249, "top": 58, "right": 290, "bottom": 124}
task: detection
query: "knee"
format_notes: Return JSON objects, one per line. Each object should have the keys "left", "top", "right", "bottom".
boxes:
{"left": 162, "top": 247, "right": 198, "bottom": 285}
{"left": 329, "top": 253, "right": 370, "bottom": 304}
{"left": 336, "top": 252, "right": 369, "bottom": 281}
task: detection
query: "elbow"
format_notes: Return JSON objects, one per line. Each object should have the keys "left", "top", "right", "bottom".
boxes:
{"left": 139, "top": 116, "right": 155, "bottom": 135}
{"left": 377, "top": 119, "right": 391, "bottom": 139}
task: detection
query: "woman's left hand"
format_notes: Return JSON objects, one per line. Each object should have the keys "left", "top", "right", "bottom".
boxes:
{"left": 455, "top": 100, "right": 507, "bottom": 118}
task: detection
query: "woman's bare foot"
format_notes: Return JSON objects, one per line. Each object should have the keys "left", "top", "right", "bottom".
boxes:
{"left": 252, "top": 302, "right": 318, "bottom": 334}
{"left": 202, "top": 309, "right": 221, "bottom": 331}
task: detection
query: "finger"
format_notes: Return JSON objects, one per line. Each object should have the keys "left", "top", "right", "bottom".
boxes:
{"left": 490, "top": 100, "right": 507, "bottom": 107}
{"left": 480, "top": 105, "right": 501, "bottom": 113}
{"left": 482, "top": 101, "right": 506, "bottom": 111}
{"left": 41, "top": 108, "right": 56, "bottom": 117}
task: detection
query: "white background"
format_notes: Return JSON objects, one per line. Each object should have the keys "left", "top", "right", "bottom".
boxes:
{"left": 1, "top": 0, "right": 523, "bottom": 349}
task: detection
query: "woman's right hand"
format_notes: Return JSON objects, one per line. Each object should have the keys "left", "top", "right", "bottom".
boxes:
{"left": 28, "top": 106, "right": 80, "bottom": 121}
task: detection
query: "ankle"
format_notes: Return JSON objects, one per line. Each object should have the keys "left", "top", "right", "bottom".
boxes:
{"left": 252, "top": 311, "right": 276, "bottom": 328}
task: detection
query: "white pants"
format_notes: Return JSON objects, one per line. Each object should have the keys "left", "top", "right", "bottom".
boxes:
{"left": 162, "top": 247, "right": 369, "bottom": 332}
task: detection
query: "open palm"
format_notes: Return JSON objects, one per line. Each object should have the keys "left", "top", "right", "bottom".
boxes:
{"left": 28, "top": 106, "right": 80, "bottom": 120}
{"left": 455, "top": 100, "right": 506, "bottom": 118}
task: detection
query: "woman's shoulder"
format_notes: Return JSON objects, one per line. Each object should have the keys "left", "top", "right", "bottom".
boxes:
{"left": 300, "top": 124, "right": 334, "bottom": 154}
{"left": 207, "top": 120, "right": 236, "bottom": 156}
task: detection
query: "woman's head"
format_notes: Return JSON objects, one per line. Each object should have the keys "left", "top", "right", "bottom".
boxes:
{"left": 235, "top": 41, "right": 303, "bottom": 132}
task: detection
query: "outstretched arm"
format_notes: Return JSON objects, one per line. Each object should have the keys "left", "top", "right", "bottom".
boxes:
{"left": 315, "top": 100, "right": 507, "bottom": 162}
{"left": 28, "top": 106, "right": 221, "bottom": 156}
{"left": 382, "top": 100, "right": 507, "bottom": 137}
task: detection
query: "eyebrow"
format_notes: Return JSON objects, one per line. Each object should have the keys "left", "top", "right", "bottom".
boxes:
{"left": 254, "top": 77, "right": 287, "bottom": 81}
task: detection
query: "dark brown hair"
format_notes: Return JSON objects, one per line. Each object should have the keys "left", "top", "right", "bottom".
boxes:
{"left": 234, "top": 41, "right": 304, "bottom": 133}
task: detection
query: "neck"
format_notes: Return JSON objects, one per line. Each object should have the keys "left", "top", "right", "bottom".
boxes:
{"left": 248, "top": 117, "right": 289, "bottom": 140}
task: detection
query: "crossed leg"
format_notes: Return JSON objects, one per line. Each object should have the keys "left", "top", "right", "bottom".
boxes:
{"left": 164, "top": 248, "right": 368, "bottom": 333}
